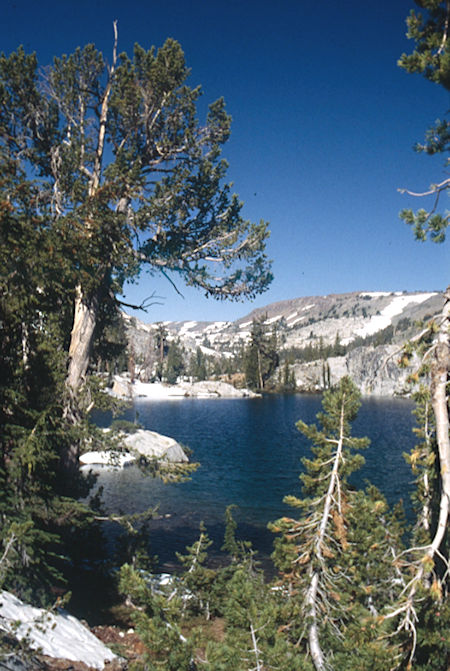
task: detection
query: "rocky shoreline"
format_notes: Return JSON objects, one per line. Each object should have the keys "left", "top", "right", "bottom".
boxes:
{"left": 110, "top": 376, "right": 259, "bottom": 400}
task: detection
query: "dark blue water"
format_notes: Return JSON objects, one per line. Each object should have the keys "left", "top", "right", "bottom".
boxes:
{"left": 90, "top": 394, "right": 417, "bottom": 569}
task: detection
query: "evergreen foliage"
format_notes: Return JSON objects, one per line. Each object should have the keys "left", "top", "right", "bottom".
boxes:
{"left": 270, "top": 377, "right": 404, "bottom": 670}
{"left": 398, "top": 0, "right": 450, "bottom": 241}
{"left": 281, "top": 320, "right": 411, "bottom": 367}
{"left": 384, "top": 379, "right": 450, "bottom": 670}
{"left": 0, "top": 120, "right": 95, "bottom": 600}
{"left": 188, "top": 347, "right": 208, "bottom": 381}
{"left": 244, "top": 317, "right": 279, "bottom": 390}
{"left": 393, "top": 5, "right": 450, "bottom": 666}
{"left": 175, "top": 523, "right": 215, "bottom": 619}
{"left": 165, "top": 338, "right": 186, "bottom": 384}
{"left": 1, "top": 8, "right": 448, "bottom": 670}
{"left": 0, "top": 32, "right": 272, "bottom": 416}
{"left": 114, "top": 373, "right": 447, "bottom": 670}
{"left": 0, "top": 26, "right": 272, "bottom": 606}
{"left": 154, "top": 323, "right": 169, "bottom": 380}
{"left": 279, "top": 360, "right": 297, "bottom": 392}
{"left": 118, "top": 508, "right": 309, "bottom": 670}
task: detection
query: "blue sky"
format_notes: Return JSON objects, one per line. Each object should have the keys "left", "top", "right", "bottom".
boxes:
{"left": 3, "top": 0, "right": 449, "bottom": 322}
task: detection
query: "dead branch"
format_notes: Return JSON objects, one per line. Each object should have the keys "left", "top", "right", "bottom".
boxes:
{"left": 398, "top": 176, "right": 450, "bottom": 198}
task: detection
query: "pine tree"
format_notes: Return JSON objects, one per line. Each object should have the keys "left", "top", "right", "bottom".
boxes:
{"left": 0, "top": 107, "right": 95, "bottom": 600}
{"left": 200, "top": 507, "right": 305, "bottom": 671}
{"left": 244, "top": 317, "right": 279, "bottom": 390}
{"left": 165, "top": 339, "right": 186, "bottom": 384}
{"left": 205, "top": 562, "right": 304, "bottom": 671}
{"left": 154, "top": 323, "right": 169, "bottom": 381}
{"left": 391, "top": 8, "right": 450, "bottom": 663}
{"left": 176, "top": 523, "right": 216, "bottom": 619}
{"left": 0, "top": 33, "right": 272, "bottom": 429}
{"left": 270, "top": 377, "right": 402, "bottom": 670}
{"left": 398, "top": 1, "right": 450, "bottom": 242}
{"left": 119, "top": 563, "right": 196, "bottom": 671}
{"left": 189, "top": 347, "right": 208, "bottom": 382}
{"left": 383, "top": 381, "right": 450, "bottom": 670}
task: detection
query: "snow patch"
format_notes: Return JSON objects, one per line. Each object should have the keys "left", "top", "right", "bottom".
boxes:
{"left": 80, "top": 450, "right": 135, "bottom": 467}
{"left": 264, "top": 314, "right": 283, "bottom": 325}
{"left": 239, "top": 320, "right": 253, "bottom": 329}
{"left": 352, "top": 293, "right": 436, "bottom": 340}
{"left": 289, "top": 316, "right": 305, "bottom": 326}
{"left": 301, "top": 303, "right": 315, "bottom": 311}
{"left": 0, "top": 591, "right": 116, "bottom": 669}
{"left": 178, "top": 321, "right": 198, "bottom": 334}
{"left": 200, "top": 345, "right": 220, "bottom": 356}
{"left": 132, "top": 381, "right": 185, "bottom": 399}
{"left": 204, "top": 321, "right": 228, "bottom": 332}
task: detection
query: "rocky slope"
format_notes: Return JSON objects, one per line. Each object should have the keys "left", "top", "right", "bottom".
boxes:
{"left": 291, "top": 344, "right": 417, "bottom": 396}
{"left": 123, "top": 290, "right": 444, "bottom": 395}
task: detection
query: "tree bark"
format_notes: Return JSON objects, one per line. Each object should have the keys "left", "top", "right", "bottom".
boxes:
{"left": 430, "top": 285, "right": 450, "bottom": 557}
{"left": 61, "top": 286, "right": 100, "bottom": 474}
{"left": 63, "top": 25, "right": 118, "bottom": 416}
{"left": 257, "top": 347, "right": 264, "bottom": 390}
{"left": 65, "top": 23, "right": 118, "bottom": 396}
{"left": 306, "top": 572, "right": 326, "bottom": 671}
{"left": 66, "top": 286, "right": 99, "bottom": 394}
{"left": 305, "top": 399, "right": 346, "bottom": 671}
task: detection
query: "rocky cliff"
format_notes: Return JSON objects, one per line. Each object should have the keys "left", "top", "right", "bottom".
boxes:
{"left": 291, "top": 344, "right": 417, "bottom": 396}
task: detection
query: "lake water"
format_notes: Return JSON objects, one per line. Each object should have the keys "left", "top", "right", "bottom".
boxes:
{"left": 91, "top": 394, "right": 417, "bottom": 570}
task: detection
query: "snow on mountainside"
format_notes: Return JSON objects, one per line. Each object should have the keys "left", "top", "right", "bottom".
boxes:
{"left": 124, "top": 290, "right": 444, "bottom": 363}
{"left": 341, "top": 292, "right": 436, "bottom": 344}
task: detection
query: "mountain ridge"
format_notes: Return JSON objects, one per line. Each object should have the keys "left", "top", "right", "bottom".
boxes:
{"left": 124, "top": 289, "right": 442, "bottom": 348}
{"left": 121, "top": 290, "right": 444, "bottom": 395}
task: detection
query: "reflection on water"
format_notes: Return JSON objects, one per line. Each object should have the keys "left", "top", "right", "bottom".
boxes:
{"left": 89, "top": 394, "right": 416, "bottom": 568}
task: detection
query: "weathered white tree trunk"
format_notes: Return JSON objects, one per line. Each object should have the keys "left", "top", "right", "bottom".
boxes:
{"left": 64, "top": 24, "right": 118, "bottom": 402}
{"left": 61, "top": 40, "right": 117, "bottom": 473}
{"left": 430, "top": 285, "right": 450, "bottom": 558}
{"left": 384, "top": 287, "right": 449, "bottom": 665}
{"left": 66, "top": 286, "right": 99, "bottom": 393}
{"left": 250, "top": 621, "right": 264, "bottom": 671}
{"left": 306, "top": 571, "right": 326, "bottom": 671}
{"left": 257, "top": 347, "right": 264, "bottom": 390}
{"left": 305, "top": 400, "right": 346, "bottom": 671}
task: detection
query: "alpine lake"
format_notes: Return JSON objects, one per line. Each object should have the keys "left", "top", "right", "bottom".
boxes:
{"left": 90, "top": 393, "right": 417, "bottom": 572}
